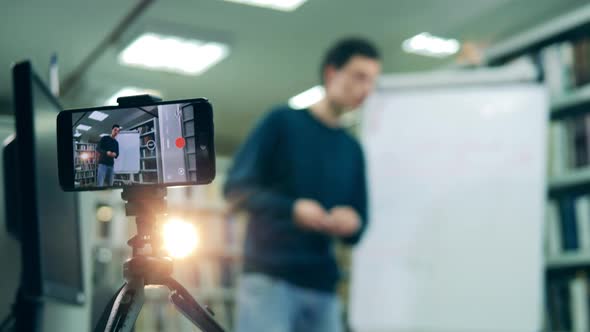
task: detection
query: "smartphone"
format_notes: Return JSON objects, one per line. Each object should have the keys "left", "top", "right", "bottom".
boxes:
{"left": 57, "top": 98, "right": 215, "bottom": 191}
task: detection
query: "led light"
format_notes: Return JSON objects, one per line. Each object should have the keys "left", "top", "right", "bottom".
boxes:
{"left": 118, "top": 32, "right": 229, "bottom": 75}
{"left": 96, "top": 206, "right": 113, "bottom": 222}
{"left": 402, "top": 32, "right": 460, "bottom": 58}
{"left": 223, "top": 0, "right": 307, "bottom": 11}
{"left": 288, "top": 85, "right": 325, "bottom": 110}
{"left": 162, "top": 218, "right": 199, "bottom": 259}
{"left": 89, "top": 111, "right": 109, "bottom": 121}
{"left": 105, "top": 87, "right": 162, "bottom": 106}
{"left": 77, "top": 124, "right": 91, "bottom": 131}
{"left": 74, "top": 131, "right": 82, "bottom": 138}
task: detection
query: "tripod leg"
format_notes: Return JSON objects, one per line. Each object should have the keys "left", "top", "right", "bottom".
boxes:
{"left": 165, "top": 277, "right": 225, "bottom": 332}
{"left": 104, "top": 279, "right": 145, "bottom": 332}
{"left": 94, "top": 284, "right": 125, "bottom": 332}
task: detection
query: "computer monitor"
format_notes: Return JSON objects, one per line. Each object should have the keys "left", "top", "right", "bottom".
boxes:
{"left": 5, "top": 61, "right": 85, "bottom": 305}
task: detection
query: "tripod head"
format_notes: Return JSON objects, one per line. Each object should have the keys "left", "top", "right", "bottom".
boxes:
{"left": 121, "top": 186, "right": 167, "bottom": 256}
{"left": 120, "top": 186, "right": 173, "bottom": 285}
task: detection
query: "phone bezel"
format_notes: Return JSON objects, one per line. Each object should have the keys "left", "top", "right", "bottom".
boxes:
{"left": 57, "top": 97, "right": 215, "bottom": 191}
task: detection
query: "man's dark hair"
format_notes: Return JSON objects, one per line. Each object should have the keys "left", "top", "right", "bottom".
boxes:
{"left": 320, "top": 37, "right": 380, "bottom": 84}
{"left": 112, "top": 124, "right": 120, "bottom": 130}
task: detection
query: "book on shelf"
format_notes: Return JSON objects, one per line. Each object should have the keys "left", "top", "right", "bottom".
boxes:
{"left": 571, "top": 273, "right": 590, "bottom": 332}
{"left": 571, "top": 117, "right": 589, "bottom": 167}
{"left": 541, "top": 38, "right": 590, "bottom": 98}
{"left": 576, "top": 196, "right": 590, "bottom": 251}
{"left": 545, "top": 195, "right": 590, "bottom": 255}
{"left": 549, "top": 114, "right": 590, "bottom": 176}
{"left": 547, "top": 276, "right": 573, "bottom": 331}
{"left": 546, "top": 273, "right": 590, "bottom": 332}
{"left": 549, "top": 121, "right": 570, "bottom": 177}
{"left": 560, "top": 197, "right": 580, "bottom": 251}
{"left": 541, "top": 43, "right": 572, "bottom": 98}
{"left": 546, "top": 201, "right": 562, "bottom": 257}
{"left": 574, "top": 38, "right": 590, "bottom": 88}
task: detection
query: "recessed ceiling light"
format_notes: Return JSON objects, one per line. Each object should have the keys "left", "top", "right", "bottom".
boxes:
{"left": 88, "top": 111, "right": 109, "bottom": 121}
{"left": 402, "top": 32, "right": 460, "bottom": 58}
{"left": 223, "top": 0, "right": 308, "bottom": 11}
{"left": 288, "top": 85, "right": 325, "bottom": 109}
{"left": 105, "top": 87, "right": 162, "bottom": 106}
{"left": 77, "top": 124, "right": 91, "bottom": 131}
{"left": 118, "top": 32, "right": 229, "bottom": 75}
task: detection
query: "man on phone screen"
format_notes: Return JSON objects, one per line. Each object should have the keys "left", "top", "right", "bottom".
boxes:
{"left": 96, "top": 124, "right": 120, "bottom": 187}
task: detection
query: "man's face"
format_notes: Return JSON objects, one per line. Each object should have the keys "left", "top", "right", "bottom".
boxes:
{"left": 112, "top": 127, "right": 120, "bottom": 137}
{"left": 324, "top": 55, "right": 381, "bottom": 110}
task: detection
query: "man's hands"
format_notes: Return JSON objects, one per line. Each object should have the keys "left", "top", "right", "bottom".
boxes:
{"left": 293, "top": 199, "right": 328, "bottom": 232}
{"left": 293, "top": 199, "right": 361, "bottom": 237}
{"left": 106, "top": 151, "right": 117, "bottom": 158}
{"left": 326, "top": 206, "right": 362, "bottom": 237}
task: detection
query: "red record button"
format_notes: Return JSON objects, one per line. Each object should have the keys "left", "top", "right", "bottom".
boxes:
{"left": 175, "top": 137, "right": 186, "bottom": 149}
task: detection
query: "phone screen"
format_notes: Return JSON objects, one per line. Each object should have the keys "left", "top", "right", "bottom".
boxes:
{"left": 67, "top": 102, "right": 212, "bottom": 189}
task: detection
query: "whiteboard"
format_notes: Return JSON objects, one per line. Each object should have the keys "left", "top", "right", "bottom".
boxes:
{"left": 114, "top": 132, "right": 140, "bottom": 174}
{"left": 350, "top": 73, "right": 548, "bottom": 332}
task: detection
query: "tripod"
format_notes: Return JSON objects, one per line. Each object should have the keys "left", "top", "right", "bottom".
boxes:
{"left": 93, "top": 187, "right": 225, "bottom": 332}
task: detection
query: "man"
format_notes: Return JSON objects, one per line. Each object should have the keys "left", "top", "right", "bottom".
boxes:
{"left": 224, "top": 38, "right": 381, "bottom": 332}
{"left": 97, "top": 124, "right": 120, "bottom": 187}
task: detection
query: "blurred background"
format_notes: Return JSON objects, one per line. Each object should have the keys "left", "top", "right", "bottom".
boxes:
{"left": 2, "top": 0, "right": 590, "bottom": 331}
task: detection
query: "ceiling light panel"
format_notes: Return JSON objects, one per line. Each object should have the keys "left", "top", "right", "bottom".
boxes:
{"left": 88, "top": 111, "right": 109, "bottom": 121}
{"left": 402, "top": 32, "right": 460, "bottom": 58}
{"left": 118, "top": 33, "right": 229, "bottom": 75}
{"left": 223, "top": 0, "right": 308, "bottom": 11}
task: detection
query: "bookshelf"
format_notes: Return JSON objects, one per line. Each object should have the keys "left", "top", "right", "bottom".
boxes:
{"left": 485, "top": 4, "right": 590, "bottom": 331}
{"left": 484, "top": 5, "right": 590, "bottom": 65}
{"left": 180, "top": 103, "right": 198, "bottom": 182}
{"left": 74, "top": 141, "right": 98, "bottom": 187}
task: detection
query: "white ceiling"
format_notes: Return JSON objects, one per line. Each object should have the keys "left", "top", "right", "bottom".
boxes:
{"left": 0, "top": 0, "right": 588, "bottom": 154}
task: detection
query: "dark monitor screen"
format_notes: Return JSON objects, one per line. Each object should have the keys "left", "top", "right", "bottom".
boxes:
{"left": 10, "top": 61, "right": 85, "bottom": 304}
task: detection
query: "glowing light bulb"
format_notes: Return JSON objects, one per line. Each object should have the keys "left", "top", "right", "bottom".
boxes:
{"left": 162, "top": 218, "right": 199, "bottom": 259}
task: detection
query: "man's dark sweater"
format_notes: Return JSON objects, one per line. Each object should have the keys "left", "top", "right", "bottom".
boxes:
{"left": 98, "top": 136, "right": 119, "bottom": 166}
{"left": 223, "top": 106, "right": 368, "bottom": 293}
